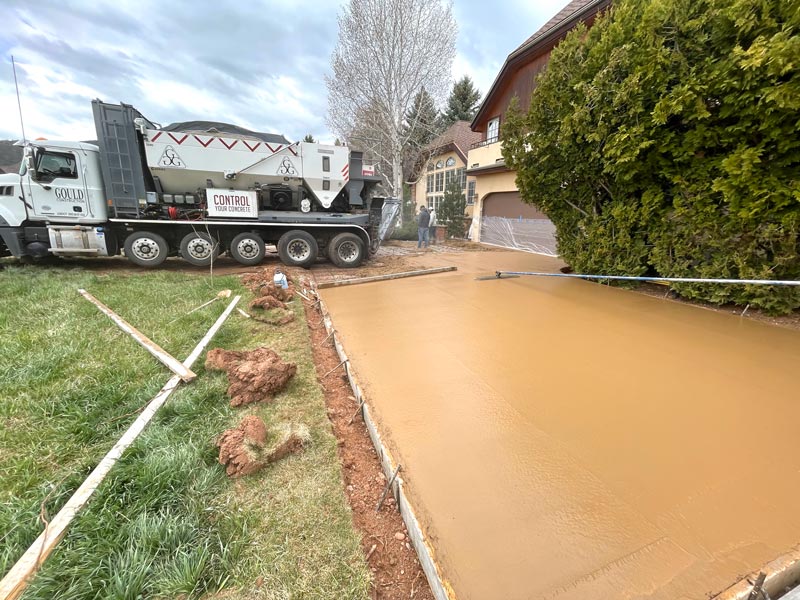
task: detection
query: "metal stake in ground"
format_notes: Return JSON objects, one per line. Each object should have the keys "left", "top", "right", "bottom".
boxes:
{"left": 0, "top": 296, "right": 241, "bottom": 600}
{"left": 321, "top": 358, "right": 348, "bottom": 380}
{"left": 348, "top": 399, "right": 366, "bottom": 425}
{"left": 375, "top": 464, "right": 401, "bottom": 512}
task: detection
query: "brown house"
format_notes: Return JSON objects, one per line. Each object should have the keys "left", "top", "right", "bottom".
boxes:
{"left": 467, "top": 0, "right": 611, "bottom": 252}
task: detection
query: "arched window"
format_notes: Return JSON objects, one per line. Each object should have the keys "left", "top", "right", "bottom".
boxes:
{"left": 435, "top": 160, "right": 444, "bottom": 169}
{"left": 445, "top": 157, "right": 456, "bottom": 167}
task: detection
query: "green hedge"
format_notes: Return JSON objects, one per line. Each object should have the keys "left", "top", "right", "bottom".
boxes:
{"left": 503, "top": 0, "right": 800, "bottom": 314}
{"left": 392, "top": 219, "right": 419, "bottom": 240}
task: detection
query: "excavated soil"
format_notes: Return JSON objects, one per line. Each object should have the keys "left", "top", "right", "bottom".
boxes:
{"left": 242, "top": 270, "right": 298, "bottom": 325}
{"left": 217, "top": 415, "right": 270, "bottom": 477}
{"left": 303, "top": 299, "right": 434, "bottom": 600}
{"left": 216, "top": 415, "right": 309, "bottom": 478}
{"left": 205, "top": 347, "right": 297, "bottom": 407}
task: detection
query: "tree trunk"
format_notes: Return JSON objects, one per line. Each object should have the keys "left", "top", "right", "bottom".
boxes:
{"left": 393, "top": 145, "right": 404, "bottom": 226}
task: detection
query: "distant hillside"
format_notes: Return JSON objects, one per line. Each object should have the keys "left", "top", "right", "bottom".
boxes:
{"left": 0, "top": 140, "right": 22, "bottom": 175}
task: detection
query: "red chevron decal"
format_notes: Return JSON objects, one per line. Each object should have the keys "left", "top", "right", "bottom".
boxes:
{"left": 150, "top": 131, "right": 162, "bottom": 142}
{"left": 266, "top": 143, "right": 283, "bottom": 153}
{"left": 194, "top": 135, "right": 213, "bottom": 147}
{"left": 220, "top": 139, "right": 238, "bottom": 149}
{"left": 168, "top": 133, "right": 188, "bottom": 144}
{"left": 243, "top": 140, "right": 261, "bottom": 152}
{"left": 288, "top": 146, "right": 298, "bottom": 156}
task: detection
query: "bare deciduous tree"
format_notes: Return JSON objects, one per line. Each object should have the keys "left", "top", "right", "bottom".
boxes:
{"left": 326, "top": 0, "right": 456, "bottom": 202}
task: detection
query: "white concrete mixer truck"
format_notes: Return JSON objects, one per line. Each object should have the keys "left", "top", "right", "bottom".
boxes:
{"left": 0, "top": 100, "right": 396, "bottom": 268}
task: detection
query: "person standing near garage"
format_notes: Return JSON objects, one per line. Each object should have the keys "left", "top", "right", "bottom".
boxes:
{"left": 417, "top": 204, "right": 431, "bottom": 248}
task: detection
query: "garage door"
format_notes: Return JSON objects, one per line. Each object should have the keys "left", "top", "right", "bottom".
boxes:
{"left": 480, "top": 192, "right": 557, "bottom": 255}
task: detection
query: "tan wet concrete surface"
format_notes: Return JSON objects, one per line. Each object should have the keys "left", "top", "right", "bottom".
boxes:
{"left": 320, "top": 251, "right": 800, "bottom": 600}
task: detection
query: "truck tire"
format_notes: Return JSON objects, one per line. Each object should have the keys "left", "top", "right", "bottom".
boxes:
{"left": 277, "top": 230, "right": 318, "bottom": 269}
{"left": 230, "top": 232, "right": 265, "bottom": 266}
{"left": 124, "top": 231, "right": 169, "bottom": 268}
{"left": 180, "top": 232, "right": 220, "bottom": 266}
{"left": 328, "top": 232, "right": 365, "bottom": 268}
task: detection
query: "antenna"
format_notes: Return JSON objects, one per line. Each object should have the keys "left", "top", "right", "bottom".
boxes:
{"left": 11, "top": 55, "right": 27, "bottom": 143}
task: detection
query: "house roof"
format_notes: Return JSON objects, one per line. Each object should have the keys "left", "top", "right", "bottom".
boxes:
{"left": 511, "top": 0, "right": 595, "bottom": 59}
{"left": 425, "top": 121, "right": 482, "bottom": 162}
{"left": 471, "top": 0, "right": 611, "bottom": 129}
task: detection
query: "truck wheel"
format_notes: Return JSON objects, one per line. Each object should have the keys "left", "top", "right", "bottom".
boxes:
{"left": 180, "top": 232, "right": 220, "bottom": 266}
{"left": 277, "top": 230, "right": 318, "bottom": 268}
{"left": 230, "top": 232, "right": 265, "bottom": 266}
{"left": 124, "top": 232, "right": 169, "bottom": 268}
{"left": 328, "top": 232, "right": 365, "bottom": 268}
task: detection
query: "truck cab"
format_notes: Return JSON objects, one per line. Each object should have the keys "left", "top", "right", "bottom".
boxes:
{"left": 0, "top": 141, "right": 111, "bottom": 259}
{"left": 20, "top": 141, "right": 107, "bottom": 224}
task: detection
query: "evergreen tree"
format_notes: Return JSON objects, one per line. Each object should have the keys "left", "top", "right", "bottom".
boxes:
{"left": 303, "top": 134, "right": 316, "bottom": 143}
{"left": 334, "top": 138, "right": 343, "bottom": 146}
{"left": 503, "top": 0, "right": 800, "bottom": 314}
{"left": 404, "top": 87, "right": 441, "bottom": 150}
{"left": 402, "top": 87, "right": 443, "bottom": 182}
{"left": 438, "top": 180, "right": 467, "bottom": 238}
{"left": 443, "top": 76, "right": 481, "bottom": 125}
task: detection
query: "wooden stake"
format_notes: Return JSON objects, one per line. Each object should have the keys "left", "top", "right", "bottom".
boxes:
{"left": 78, "top": 289, "right": 196, "bottom": 382}
{"left": 316, "top": 266, "right": 457, "bottom": 289}
{"left": 0, "top": 296, "right": 241, "bottom": 600}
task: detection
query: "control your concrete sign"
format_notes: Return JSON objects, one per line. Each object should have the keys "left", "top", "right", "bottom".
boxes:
{"left": 205, "top": 189, "right": 258, "bottom": 218}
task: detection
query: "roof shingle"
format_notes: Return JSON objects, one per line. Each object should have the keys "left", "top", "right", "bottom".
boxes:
{"left": 512, "top": 0, "right": 595, "bottom": 57}
{"left": 425, "top": 121, "right": 482, "bottom": 157}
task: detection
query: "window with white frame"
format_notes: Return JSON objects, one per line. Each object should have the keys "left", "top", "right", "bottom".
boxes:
{"left": 426, "top": 174, "right": 433, "bottom": 193}
{"left": 445, "top": 156, "right": 456, "bottom": 167}
{"left": 435, "top": 172, "right": 444, "bottom": 192}
{"left": 467, "top": 180, "right": 476, "bottom": 205}
{"left": 457, "top": 167, "right": 466, "bottom": 189}
{"left": 427, "top": 195, "right": 443, "bottom": 211}
{"left": 487, "top": 117, "right": 500, "bottom": 143}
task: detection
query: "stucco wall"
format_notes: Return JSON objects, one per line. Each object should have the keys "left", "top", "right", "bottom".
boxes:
{"left": 413, "top": 149, "right": 475, "bottom": 219}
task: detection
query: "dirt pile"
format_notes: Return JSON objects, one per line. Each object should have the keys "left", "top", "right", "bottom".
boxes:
{"left": 206, "top": 347, "right": 297, "bottom": 407}
{"left": 241, "top": 269, "right": 298, "bottom": 324}
{"left": 216, "top": 415, "right": 310, "bottom": 477}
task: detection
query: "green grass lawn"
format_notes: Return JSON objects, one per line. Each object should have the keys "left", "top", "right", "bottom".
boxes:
{"left": 0, "top": 264, "right": 370, "bottom": 599}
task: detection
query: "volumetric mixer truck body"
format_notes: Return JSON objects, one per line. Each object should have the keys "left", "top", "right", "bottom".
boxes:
{"left": 0, "top": 100, "right": 396, "bottom": 268}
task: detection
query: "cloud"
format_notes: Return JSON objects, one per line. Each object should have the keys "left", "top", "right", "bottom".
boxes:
{"left": 0, "top": 0, "right": 572, "bottom": 143}
{"left": 451, "top": 0, "right": 569, "bottom": 96}
{"left": 0, "top": 0, "right": 345, "bottom": 142}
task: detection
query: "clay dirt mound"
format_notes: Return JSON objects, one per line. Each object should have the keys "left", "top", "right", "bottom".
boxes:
{"left": 248, "top": 291, "right": 296, "bottom": 326}
{"left": 242, "top": 270, "right": 296, "bottom": 302}
{"left": 216, "top": 416, "right": 310, "bottom": 478}
{"left": 206, "top": 347, "right": 297, "bottom": 407}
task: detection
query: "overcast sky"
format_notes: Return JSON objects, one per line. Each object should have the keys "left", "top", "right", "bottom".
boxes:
{"left": 0, "top": 0, "right": 567, "bottom": 143}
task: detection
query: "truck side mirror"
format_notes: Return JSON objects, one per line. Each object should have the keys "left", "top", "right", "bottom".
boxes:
{"left": 25, "top": 156, "right": 36, "bottom": 179}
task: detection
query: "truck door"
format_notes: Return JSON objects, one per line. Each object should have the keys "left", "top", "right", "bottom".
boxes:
{"left": 24, "top": 147, "right": 93, "bottom": 223}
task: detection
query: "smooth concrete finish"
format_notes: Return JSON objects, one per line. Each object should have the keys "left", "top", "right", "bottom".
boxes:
{"left": 320, "top": 251, "right": 800, "bottom": 600}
